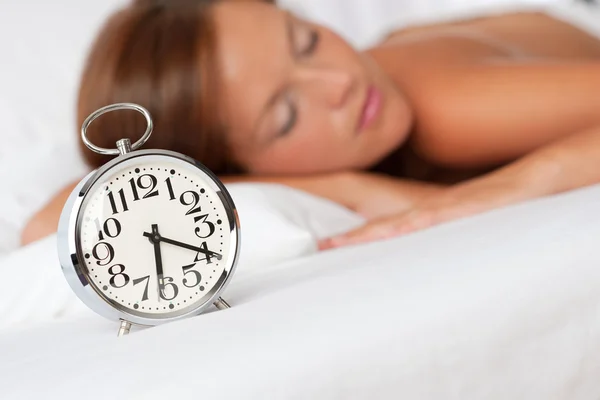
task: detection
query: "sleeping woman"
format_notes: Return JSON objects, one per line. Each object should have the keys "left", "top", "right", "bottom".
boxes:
{"left": 22, "top": 0, "right": 600, "bottom": 250}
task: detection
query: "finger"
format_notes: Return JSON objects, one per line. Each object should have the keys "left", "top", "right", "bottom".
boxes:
{"left": 319, "top": 210, "right": 436, "bottom": 250}
{"left": 319, "top": 220, "right": 397, "bottom": 250}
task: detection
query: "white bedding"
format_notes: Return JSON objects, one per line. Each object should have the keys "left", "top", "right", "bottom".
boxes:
{"left": 2, "top": 183, "right": 600, "bottom": 399}
{"left": 3, "top": 0, "right": 600, "bottom": 398}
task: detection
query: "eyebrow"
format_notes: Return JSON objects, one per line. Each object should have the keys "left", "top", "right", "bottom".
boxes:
{"left": 251, "top": 12, "right": 295, "bottom": 139}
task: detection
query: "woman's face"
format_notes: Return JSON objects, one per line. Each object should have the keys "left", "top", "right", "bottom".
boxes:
{"left": 212, "top": 1, "right": 413, "bottom": 175}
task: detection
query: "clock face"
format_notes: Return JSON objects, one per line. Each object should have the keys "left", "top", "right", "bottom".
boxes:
{"left": 76, "top": 154, "right": 236, "bottom": 320}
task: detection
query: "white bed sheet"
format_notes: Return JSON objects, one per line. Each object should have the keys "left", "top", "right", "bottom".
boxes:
{"left": 2, "top": 183, "right": 600, "bottom": 399}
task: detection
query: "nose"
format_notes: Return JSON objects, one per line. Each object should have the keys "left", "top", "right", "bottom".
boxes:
{"left": 294, "top": 66, "right": 355, "bottom": 109}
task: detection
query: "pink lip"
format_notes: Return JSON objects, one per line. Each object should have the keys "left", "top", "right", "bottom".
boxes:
{"left": 358, "top": 85, "right": 382, "bottom": 132}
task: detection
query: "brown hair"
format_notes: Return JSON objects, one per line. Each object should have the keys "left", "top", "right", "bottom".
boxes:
{"left": 77, "top": 0, "right": 242, "bottom": 174}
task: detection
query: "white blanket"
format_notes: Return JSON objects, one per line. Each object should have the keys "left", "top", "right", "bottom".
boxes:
{"left": 2, "top": 184, "right": 600, "bottom": 399}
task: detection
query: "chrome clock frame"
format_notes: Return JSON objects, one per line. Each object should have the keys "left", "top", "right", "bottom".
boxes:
{"left": 57, "top": 149, "right": 241, "bottom": 331}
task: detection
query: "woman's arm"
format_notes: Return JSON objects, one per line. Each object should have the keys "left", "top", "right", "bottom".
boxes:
{"left": 21, "top": 181, "right": 79, "bottom": 246}
{"left": 412, "top": 60, "right": 600, "bottom": 168}
{"left": 321, "top": 123, "right": 600, "bottom": 249}
{"left": 21, "top": 171, "right": 445, "bottom": 246}
{"left": 222, "top": 172, "right": 445, "bottom": 219}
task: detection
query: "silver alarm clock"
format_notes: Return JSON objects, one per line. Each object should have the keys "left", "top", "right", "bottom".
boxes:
{"left": 57, "top": 103, "right": 241, "bottom": 336}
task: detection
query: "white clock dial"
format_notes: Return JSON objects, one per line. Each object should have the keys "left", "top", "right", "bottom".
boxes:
{"left": 77, "top": 156, "right": 232, "bottom": 318}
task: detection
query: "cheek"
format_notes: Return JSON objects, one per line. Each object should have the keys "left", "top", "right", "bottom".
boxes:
{"left": 249, "top": 121, "right": 347, "bottom": 174}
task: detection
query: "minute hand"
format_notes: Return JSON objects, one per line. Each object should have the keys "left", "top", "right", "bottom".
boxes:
{"left": 151, "top": 234, "right": 222, "bottom": 261}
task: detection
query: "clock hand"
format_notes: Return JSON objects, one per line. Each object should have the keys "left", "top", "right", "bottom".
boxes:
{"left": 142, "top": 232, "right": 222, "bottom": 261}
{"left": 161, "top": 236, "right": 223, "bottom": 261}
{"left": 146, "top": 224, "right": 165, "bottom": 301}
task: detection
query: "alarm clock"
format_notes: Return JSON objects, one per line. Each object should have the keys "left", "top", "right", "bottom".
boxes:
{"left": 57, "top": 103, "right": 241, "bottom": 336}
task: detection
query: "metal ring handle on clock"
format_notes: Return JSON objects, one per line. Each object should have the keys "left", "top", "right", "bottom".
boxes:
{"left": 81, "top": 103, "right": 154, "bottom": 156}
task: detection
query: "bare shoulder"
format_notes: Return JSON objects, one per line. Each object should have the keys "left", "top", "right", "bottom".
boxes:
{"left": 21, "top": 181, "right": 79, "bottom": 246}
{"left": 378, "top": 12, "right": 600, "bottom": 59}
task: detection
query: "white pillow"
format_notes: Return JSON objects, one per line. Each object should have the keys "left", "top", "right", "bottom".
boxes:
{"left": 0, "top": 183, "right": 364, "bottom": 332}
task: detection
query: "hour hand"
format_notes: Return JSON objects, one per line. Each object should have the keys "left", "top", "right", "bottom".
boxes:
{"left": 144, "top": 224, "right": 164, "bottom": 300}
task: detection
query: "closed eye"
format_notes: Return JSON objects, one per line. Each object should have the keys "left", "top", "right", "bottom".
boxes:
{"left": 276, "top": 94, "right": 297, "bottom": 138}
{"left": 299, "top": 29, "right": 320, "bottom": 56}
{"left": 273, "top": 17, "right": 320, "bottom": 138}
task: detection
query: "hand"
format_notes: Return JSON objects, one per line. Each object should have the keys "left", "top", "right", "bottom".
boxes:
{"left": 319, "top": 174, "right": 535, "bottom": 250}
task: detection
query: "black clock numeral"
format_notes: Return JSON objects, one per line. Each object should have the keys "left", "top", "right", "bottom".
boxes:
{"left": 133, "top": 275, "right": 150, "bottom": 302}
{"left": 180, "top": 191, "right": 201, "bottom": 215}
{"left": 129, "top": 174, "right": 159, "bottom": 202}
{"left": 194, "top": 242, "right": 214, "bottom": 265}
{"left": 92, "top": 242, "right": 115, "bottom": 266}
{"left": 182, "top": 263, "right": 202, "bottom": 288}
{"left": 108, "top": 189, "right": 129, "bottom": 215}
{"left": 194, "top": 214, "right": 216, "bottom": 239}
{"left": 160, "top": 277, "right": 179, "bottom": 301}
{"left": 108, "top": 264, "right": 130, "bottom": 288}
{"left": 180, "top": 190, "right": 216, "bottom": 238}
{"left": 95, "top": 217, "right": 122, "bottom": 241}
{"left": 129, "top": 177, "right": 140, "bottom": 201}
{"left": 138, "top": 174, "right": 159, "bottom": 199}
{"left": 165, "top": 177, "right": 176, "bottom": 201}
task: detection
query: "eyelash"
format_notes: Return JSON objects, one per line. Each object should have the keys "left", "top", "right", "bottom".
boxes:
{"left": 279, "top": 95, "right": 298, "bottom": 138}
{"left": 278, "top": 28, "right": 320, "bottom": 138}
{"left": 300, "top": 30, "right": 320, "bottom": 57}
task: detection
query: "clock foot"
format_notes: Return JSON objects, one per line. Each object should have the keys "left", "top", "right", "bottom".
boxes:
{"left": 214, "top": 297, "right": 230, "bottom": 310}
{"left": 117, "top": 320, "right": 132, "bottom": 337}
